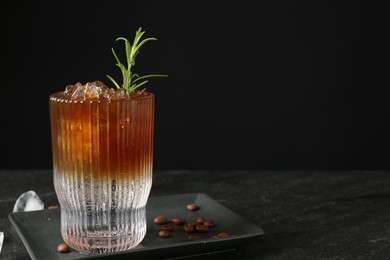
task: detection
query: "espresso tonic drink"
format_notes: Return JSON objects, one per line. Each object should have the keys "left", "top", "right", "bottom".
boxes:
{"left": 49, "top": 82, "right": 154, "bottom": 253}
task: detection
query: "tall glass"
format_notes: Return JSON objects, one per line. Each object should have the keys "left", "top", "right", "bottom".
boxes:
{"left": 49, "top": 91, "right": 154, "bottom": 253}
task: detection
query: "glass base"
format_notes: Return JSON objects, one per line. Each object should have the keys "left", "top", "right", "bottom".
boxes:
{"left": 61, "top": 207, "right": 147, "bottom": 254}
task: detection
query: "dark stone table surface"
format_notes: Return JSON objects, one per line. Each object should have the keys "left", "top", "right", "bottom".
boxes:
{"left": 1, "top": 169, "right": 389, "bottom": 259}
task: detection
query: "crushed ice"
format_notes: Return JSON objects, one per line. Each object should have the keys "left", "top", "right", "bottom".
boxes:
{"left": 111, "top": 88, "right": 130, "bottom": 100}
{"left": 13, "top": 190, "right": 44, "bottom": 213}
{"left": 65, "top": 81, "right": 116, "bottom": 100}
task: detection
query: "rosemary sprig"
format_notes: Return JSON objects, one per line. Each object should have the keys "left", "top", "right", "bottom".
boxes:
{"left": 106, "top": 27, "right": 167, "bottom": 93}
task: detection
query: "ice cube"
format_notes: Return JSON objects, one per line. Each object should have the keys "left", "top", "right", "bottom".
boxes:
{"left": 90, "top": 80, "right": 111, "bottom": 98}
{"left": 0, "top": 231, "right": 3, "bottom": 253}
{"left": 101, "top": 88, "right": 116, "bottom": 99}
{"left": 13, "top": 190, "right": 44, "bottom": 213}
{"left": 84, "top": 82, "right": 100, "bottom": 100}
{"left": 67, "top": 81, "right": 112, "bottom": 100}
{"left": 92, "top": 80, "right": 108, "bottom": 89}
{"left": 70, "top": 84, "right": 85, "bottom": 100}
{"left": 111, "top": 88, "right": 129, "bottom": 100}
{"left": 64, "top": 82, "right": 82, "bottom": 97}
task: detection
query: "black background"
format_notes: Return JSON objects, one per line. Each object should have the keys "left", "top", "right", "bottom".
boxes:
{"left": 1, "top": 1, "right": 389, "bottom": 171}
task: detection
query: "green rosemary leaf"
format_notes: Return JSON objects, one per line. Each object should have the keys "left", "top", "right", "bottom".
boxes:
{"left": 126, "top": 41, "right": 132, "bottom": 70}
{"left": 134, "top": 38, "right": 157, "bottom": 55}
{"left": 133, "top": 27, "right": 145, "bottom": 47}
{"left": 111, "top": 48, "right": 122, "bottom": 68}
{"left": 114, "top": 63, "right": 127, "bottom": 88}
{"left": 108, "top": 27, "right": 167, "bottom": 93}
{"left": 106, "top": 75, "right": 121, "bottom": 89}
{"left": 131, "top": 50, "right": 139, "bottom": 66}
{"left": 116, "top": 37, "right": 133, "bottom": 70}
{"left": 132, "top": 74, "right": 168, "bottom": 84}
{"left": 130, "top": 80, "right": 149, "bottom": 92}
{"left": 116, "top": 37, "right": 128, "bottom": 42}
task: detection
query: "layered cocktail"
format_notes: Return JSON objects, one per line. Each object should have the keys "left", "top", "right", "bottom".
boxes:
{"left": 49, "top": 27, "right": 166, "bottom": 253}
{"left": 50, "top": 81, "right": 154, "bottom": 253}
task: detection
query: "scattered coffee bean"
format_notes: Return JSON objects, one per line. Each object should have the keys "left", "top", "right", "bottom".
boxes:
{"left": 48, "top": 205, "right": 59, "bottom": 209}
{"left": 188, "top": 221, "right": 198, "bottom": 226}
{"left": 183, "top": 223, "right": 196, "bottom": 233}
{"left": 161, "top": 224, "right": 174, "bottom": 231}
{"left": 186, "top": 203, "right": 199, "bottom": 211}
{"left": 203, "top": 220, "right": 215, "bottom": 227}
{"left": 196, "top": 216, "right": 205, "bottom": 224}
{"left": 153, "top": 204, "right": 226, "bottom": 241}
{"left": 154, "top": 215, "right": 168, "bottom": 225}
{"left": 216, "top": 232, "right": 231, "bottom": 238}
{"left": 188, "top": 235, "right": 203, "bottom": 241}
{"left": 57, "top": 242, "right": 70, "bottom": 253}
{"left": 171, "top": 218, "right": 185, "bottom": 225}
{"left": 159, "top": 230, "right": 171, "bottom": 238}
{"left": 195, "top": 224, "right": 209, "bottom": 232}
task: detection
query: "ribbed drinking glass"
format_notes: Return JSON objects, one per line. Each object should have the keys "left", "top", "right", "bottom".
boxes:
{"left": 49, "top": 92, "right": 154, "bottom": 253}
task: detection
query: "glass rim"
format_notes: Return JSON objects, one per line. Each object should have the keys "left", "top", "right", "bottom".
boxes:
{"left": 49, "top": 91, "right": 154, "bottom": 104}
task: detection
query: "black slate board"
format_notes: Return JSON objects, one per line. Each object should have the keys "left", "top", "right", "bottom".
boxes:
{"left": 9, "top": 193, "right": 264, "bottom": 260}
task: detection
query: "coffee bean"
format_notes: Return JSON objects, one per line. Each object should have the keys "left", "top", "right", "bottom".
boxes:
{"left": 183, "top": 223, "right": 196, "bottom": 233}
{"left": 161, "top": 224, "right": 174, "bottom": 231}
{"left": 216, "top": 232, "right": 231, "bottom": 238}
{"left": 188, "top": 235, "right": 203, "bottom": 241}
{"left": 171, "top": 218, "right": 185, "bottom": 225}
{"left": 186, "top": 203, "right": 199, "bottom": 211}
{"left": 196, "top": 216, "right": 205, "bottom": 224}
{"left": 57, "top": 242, "right": 70, "bottom": 253}
{"left": 154, "top": 215, "right": 168, "bottom": 225}
{"left": 48, "top": 205, "right": 59, "bottom": 209}
{"left": 195, "top": 224, "right": 209, "bottom": 232}
{"left": 159, "top": 230, "right": 171, "bottom": 238}
{"left": 203, "top": 220, "right": 215, "bottom": 227}
{"left": 188, "top": 221, "right": 198, "bottom": 226}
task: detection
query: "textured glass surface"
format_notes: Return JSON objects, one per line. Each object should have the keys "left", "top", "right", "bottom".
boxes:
{"left": 49, "top": 92, "right": 154, "bottom": 253}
